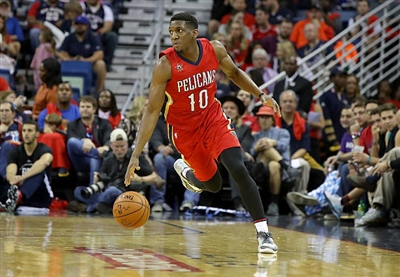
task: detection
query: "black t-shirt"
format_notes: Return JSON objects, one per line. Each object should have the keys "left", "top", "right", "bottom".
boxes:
{"left": 7, "top": 143, "right": 53, "bottom": 179}
{"left": 100, "top": 148, "right": 153, "bottom": 181}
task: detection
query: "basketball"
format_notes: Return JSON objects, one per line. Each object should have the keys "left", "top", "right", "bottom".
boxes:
{"left": 112, "top": 191, "right": 150, "bottom": 229}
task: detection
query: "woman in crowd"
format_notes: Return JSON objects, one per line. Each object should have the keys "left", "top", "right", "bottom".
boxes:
{"left": 97, "top": 89, "right": 122, "bottom": 129}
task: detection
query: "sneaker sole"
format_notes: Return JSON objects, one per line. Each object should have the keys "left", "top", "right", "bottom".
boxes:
{"left": 287, "top": 192, "right": 318, "bottom": 206}
{"left": 258, "top": 246, "right": 278, "bottom": 254}
{"left": 5, "top": 185, "right": 18, "bottom": 212}
{"left": 286, "top": 197, "right": 307, "bottom": 217}
{"left": 323, "top": 192, "right": 341, "bottom": 220}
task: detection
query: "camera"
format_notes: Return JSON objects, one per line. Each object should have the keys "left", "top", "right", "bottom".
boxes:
{"left": 81, "top": 181, "right": 105, "bottom": 198}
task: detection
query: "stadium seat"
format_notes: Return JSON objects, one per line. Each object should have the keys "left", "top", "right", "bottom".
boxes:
{"left": 60, "top": 61, "right": 93, "bottom": 97}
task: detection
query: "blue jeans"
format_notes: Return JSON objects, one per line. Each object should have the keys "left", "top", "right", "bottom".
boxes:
{"left": 74, "top": 185, "right": 122, "bottom": 212}
{"left": 338, "top": 163, "right": 351, "bottom": 197}
{"left": 183, "top": 190, "right": 200, "bottom": 205}
{"left": 0, "top": 142, "right": 14, "bottom": 179}
{"left": 101, "top": 32, "right": 118, "bottom": 68}
{"left": 67, "top": 138, "right": 102, "bottom": 185}
{"left": 150, "top": 153, "right": 176, "bottom": 204}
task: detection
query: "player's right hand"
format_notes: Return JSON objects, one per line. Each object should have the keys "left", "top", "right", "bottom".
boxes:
{"left": 124, "top": 156, "right": 141, "bottom": 186}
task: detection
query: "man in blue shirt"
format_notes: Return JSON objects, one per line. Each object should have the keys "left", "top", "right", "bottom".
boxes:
{"left": 58, "top": 15, "right": 106, "bottom": 92}
{"left": 37, "top": 82, "right": 80, "bottom": 130}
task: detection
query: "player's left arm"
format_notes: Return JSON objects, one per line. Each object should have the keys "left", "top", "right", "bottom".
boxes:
{"left": 20, "top": 153, "right": 53, "bottom": 182}
{"left": 212, "top": 40, "right": 281, "bottom": 116}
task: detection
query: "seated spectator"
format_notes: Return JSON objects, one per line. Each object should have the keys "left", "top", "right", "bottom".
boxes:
{"left": 82, "top": 0, "right": 118, "bottom": 72}
{"left": 38, "top": 113, "right": 70, "bottom": 176}
{"left": 27, "top": 0, "right": 64, "bottom": 51}
{"left": 251, "top": 106, "right": 291, "bottom": 216}
{"left": 247, "top": 48, "right": 278, "bottom": 94}
{"left": 320, "top": 0, "right": 343, "bottom": 34}
{"left": 220, "top": 0, "right": 255, "bottom": 31}
{"left": 0, "top": 15, "right": 20, "bottom": 57}
{"left": 0, "top": 91, "right": 29, "bottom": 122}
{"left": 69, "top": 129, "right": 164, "bottom": 213}
{"left": 0, "top": 100, "right": 22, "bottom": 179}
{"left": 236, "top": 89, "right": 260, "bottom": 133}
{"left": 273, "top": 56, "right": 314, "bottom": 114}
{"left": 290, "top": 4, "right": 334, "bottom": 49}
{"left": 252, "top": 6, "right": 277, "bottom": 41}
{"left": 261, "top": 18, "right": 293, "bottom": 70}
{"left": 97, "top": 89, "right": 121, "bottom": 130}
{"left": 377, "top": 79, "right": 400, "bottom": 109}
{"left": 260, "top": 0, "right": 293, "bottom": 25}
{"left": 58, "top": 15, "right": 106, "bottom": 91}
{"left": 226, "top": 21, "right": 251, "bottom": 68}
{"left": 38, "top": 82, "right": 80, "bottom": 131}
{"left": 297, "top": 23, "right": 334, "bottom": 74}
{"left": 32, "top": 57, "right": 62, "bottom": 120}
{"left": 218, "top": 11, "right": 252, "bottom": 40}
{"left": 67, "top": 95, "right": 111, "bottom": 186}
{"left": 0, "top": 0, "right": 24, "bottom": 43}
{"left": 60, "top": 1, "right": 83, "bottom": 33}
{"left": 0, "top": 76, "right": 9, "bottom": 91}
{"left": 242, "top": 40, "right": 263, "bottom": 72}
{"left": 343, "top": 74, "right": 360, "bottom": 103}
{"left": 0, "top": 120, "right": 53, "bottom": 213}
{"left": 207, "top": 0, "right": 232, "bottom": 37}
{"left": 30, "top": 28, "right": 56, "bottom": 90}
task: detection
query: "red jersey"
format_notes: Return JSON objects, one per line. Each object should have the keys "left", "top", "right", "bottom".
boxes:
{"left": 160, "top": 38, "right": 220, "bottom": 131}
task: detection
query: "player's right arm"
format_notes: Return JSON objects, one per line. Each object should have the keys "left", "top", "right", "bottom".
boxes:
{"left": 124, "top": 56, "right": 171, "bottom": 185}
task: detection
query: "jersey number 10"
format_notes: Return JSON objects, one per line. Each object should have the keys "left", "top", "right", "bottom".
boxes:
{"left": 188, "top": 89, "right": 209, "bottom": 112}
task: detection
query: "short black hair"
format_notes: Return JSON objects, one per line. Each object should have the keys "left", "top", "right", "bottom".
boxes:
{"left": 23, "top": 120, "right": 40, "bottom": 132}
{"left": 170, "top": 12, "right": 198, "bottom": 30}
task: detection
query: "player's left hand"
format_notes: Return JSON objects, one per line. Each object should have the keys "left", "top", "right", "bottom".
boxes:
{"left": 124, "top": 155, "right": 141, "bottom": 186}
{"left": 261, "top": 95, "right": 281, "bottom": 117}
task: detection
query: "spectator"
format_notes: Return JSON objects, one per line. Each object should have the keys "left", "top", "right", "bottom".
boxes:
{"left": 261, "top": 18, "right": 293, "bottom": 68}
{"left": 148, "top": 114, "right": 178, "bottom": 213}
{"left": 69, "top": 128, "right": 163, "bottom": 213}
{"left": 0, "top": 14, "right": 20, "bottom": 57}
{"left": 97, "top": 89, "right": 122, "bottom": 130}
{"left": 0, "top": 91, "right": 29, "bottom": 123}
{"left": 320, "top": 0, "right": 343, "bottom": 34}
{"left": 58, "top": 15, "right": 106, "bottom": 92}
{"left": 0, "top": 0, "right": 24, "bottom": 42}
{"left": 319, "top": 67, "right": 349, "bottom": 145}
{"left": 0, "top": 100, "right": 22, "bottom": 179}
{"left": 27, "top": 0, "right": 64, "bottom": 51}
{"left": 237, "top": 89, "right": 260, "bottom": 133}
{"left": 38, "top": 113, "right": 70, "bottom": 176}
{"left": 220, "top": 0, "right": 256, "bottom": 31}
{"left": 343, "top": 74, "right": 360, "bottom": 103}
{"left": 226, "top": 21, "right": 251, "bottom": 68}
{"left": 297, "top": 23, "right": 333, "bottom": 74}
{"left": 37, "top": 82, "right": 80, "bottom": 131}
{"left": 290, "top": 4, "right": 334, "bottom": 49}
{"left": 242, "top": 40, "right": 263, "bottom": 72}
{"left": 247, "top": 48, "right": 278, "bottom": 94}
{"left": 218, "top": 11, "right": 252, "bottom": 40}
{"left": 67, "top": 95, "right": 112, "bottom": 186}
{"left": 252, "top": 5, "right": 277, "bottom": 41}
{"left": 207, "top": 0, "right": 232, "bottom": 38}
{"left": 82, "top": 0, "right": 118, "bottom": 72}
{"left": 273, "top": 56, "right": 314, "bottom": 114}
{"left": 30, "top": 28, "right": 56, "bottom": 90}
{"left": 0, "top": 120, "right": 53, "bottom": 213}
{"left": 260, "top": 0, "right": 293, "bottom": 25}
{"left": 32, "top": 58, "right": 62, "bottom": 120}
{"left": 348, "top": 0, "right": 381, "bottom": 44}
{"left": 251, "top": 105, "right": 291, "bottom": 215}
{"left": 377, "top": 79, "right": 400, "bottom": 109}
{"left": 60, "top": 1, "right": 83, "bottom": 33}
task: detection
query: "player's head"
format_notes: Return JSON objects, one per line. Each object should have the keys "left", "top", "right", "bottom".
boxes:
{"left": 170, "top": 12, "right": 198, "bottom": 30}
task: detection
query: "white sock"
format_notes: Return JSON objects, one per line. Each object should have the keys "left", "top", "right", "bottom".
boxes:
{"left": 181, "top": 168, "right": 190, "bottom": 178}
{"left": 254, "top": 221, "right": 269, "bottom": 233}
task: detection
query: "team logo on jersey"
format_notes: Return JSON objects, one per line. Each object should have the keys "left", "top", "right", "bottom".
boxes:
{"left": 175, "top": 64, "right": 183, "bottom": 72}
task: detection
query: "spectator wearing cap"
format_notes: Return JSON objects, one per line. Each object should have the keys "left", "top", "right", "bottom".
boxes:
{"left": 319, "top": 67, "right": 350, "bottom": 145}
{"left": 290, "top": 4, "right": 334, "bottom": 49}
{"left": 69, "top": 128, "right": 164, "bottom": 213}
{"left": 251, "top": 105, "right": 290, "bottom": 216}
{"left": 81, "top": 0, "right": 118, "bottom": 72}
{"left": 0, "top": 0, "right": 24, "bottom": 42}
{"left": 66, "top": 95, "right": 112, "bottom": 186}
{"left": 27, "top": 0, "right": 64, "bottom": 51}
{"left": 273, "top": 56, "right": 314, "bottom": 114}
{"left": 219, "top": 96, "right": 254, "bottom": 212}
{"left": 38, "top": 113, "right": 70, "bottom": 177}
{"left": 58, "top": 15, "right": 106, "bottom": 92}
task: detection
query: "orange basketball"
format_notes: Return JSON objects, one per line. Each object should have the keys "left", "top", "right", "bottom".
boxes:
{"left": 112, "top": 191, "right": 150, "bottom": 229}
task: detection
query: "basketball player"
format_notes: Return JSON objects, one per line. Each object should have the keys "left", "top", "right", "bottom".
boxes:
{"left": 124, "top": 12, "right": 280, "bottom": 254}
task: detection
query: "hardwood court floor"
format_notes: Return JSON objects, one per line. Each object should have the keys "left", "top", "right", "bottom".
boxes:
{"left": 1, "top": 213, "right": 400, "bottom": 277}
